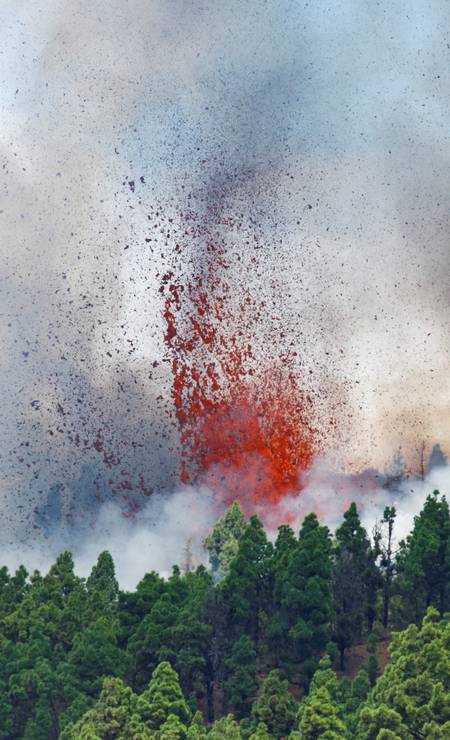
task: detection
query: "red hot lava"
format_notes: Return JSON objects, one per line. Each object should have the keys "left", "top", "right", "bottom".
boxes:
{"left": 160, "top": 218, "right": 317, "bottom": 513}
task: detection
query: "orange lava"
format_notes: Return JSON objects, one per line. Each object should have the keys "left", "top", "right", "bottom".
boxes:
{"left": 160, "top": 227, "right": 316, "bottom": 512}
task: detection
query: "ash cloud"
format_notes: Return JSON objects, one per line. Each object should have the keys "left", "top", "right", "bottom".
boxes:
{"left": 0, "top": 0, "right": 449, "bottom": 548}
{"left": 2, "top": 459, "right": 448, "bottom": 590}
{"left": 1, "top": 483, "right": 220, "bottom": 590}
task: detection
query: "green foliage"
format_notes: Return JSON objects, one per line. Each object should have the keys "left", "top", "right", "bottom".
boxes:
{"left": 68, "top": 616, "right": 127, "bottom": 698}
{"left": 0, "top": 565, "right": 29, "bottom": 621}
{"left": 357, "top": 608, "right": 450, "bottom": 738}
{"left": 59, "top": 676, "right": 150, "bottom": 739}
{"left": 118, "top": 571, "right": 166, "bottom": 646}
{"left": 204, "top": 502, "right": 246, "bottom": 580}
{"left": 62, "top": 662, "right": 196, "bottom": 739}
{"left": 272, "top": 526, "right": 297, "bottom": 575}
{"left": 141, "top": 661, "right": 192, "bottom": 730}
{"left": 158, "top": 713, "right": 189, "bottom": 739}
{"left": 357, "top": 704, "right": 408, "bottom": 739}
{"left": 332, "top": 503, "right": 380, "bottom": 668}
{"left": 221, "top": 515, "right": 273, "bottom": 644}
{"left": 168, "top": 568, "right": 212, "bottom": 699}
{"left": 306, "top": 655, "right": 341, "bottom": 701}
{"left": 296, "top": 656, "right": 347, "bottom": 737}
{"left": 395, "top": 491, "right": 450, "bottom": 625}
{"left": 379, "top": 506, "right": 396, "bottom": 629}
{"left": 248, "top": 722, "right": 273, "bottom": 739}
{"left": 298, "top": 686, "right": 347, "bottom": 739}
{"left": 224, "top": 636, "right": 258, "bottom": 716}
{"left": 207, "top": 714, "right": 242, "bottom": 738}
{"left": 86, "top": 552, "right": 119, "bottom": 619}
{"left": 340, "top": 670, "right": 370, "bottom": 734}
{"left": 283, "top": 514, "right": 333, "bottom": 683}
{"left": 186, "top": 710, "right": 207, "bottom": 738}
{"left": 251, "top": 670, "right": 297, "bottom": 738}
{"left": 0, "top": 494, "right": 447, "bottom": 737}
{"left": 269, "top": 514, "right": 332, "bottom": 685}
{"left": 128, "top": 567, "right": 211, "bottom": 703}
{"left": 129, "top": 591, "right": 178, "bottom": 690}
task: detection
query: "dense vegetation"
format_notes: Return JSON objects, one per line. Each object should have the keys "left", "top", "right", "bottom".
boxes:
{"left": 0, "top": 490, "right": 448, "bottom": 738}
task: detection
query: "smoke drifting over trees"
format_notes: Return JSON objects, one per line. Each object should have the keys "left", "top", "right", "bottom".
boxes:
{"left": 0, "top": 491, "right": 448, "bottom": 737}
{"left": 0, "top": 457, "right": 447, "bottom": 591}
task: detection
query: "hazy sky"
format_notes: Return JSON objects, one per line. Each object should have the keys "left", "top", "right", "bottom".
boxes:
{"left": 1, "top": 1, "right": 450, "bottom": 545}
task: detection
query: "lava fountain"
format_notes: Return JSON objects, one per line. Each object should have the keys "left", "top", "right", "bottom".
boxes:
{"left": 159, "top": 207, "right": 318, "bottom": 513}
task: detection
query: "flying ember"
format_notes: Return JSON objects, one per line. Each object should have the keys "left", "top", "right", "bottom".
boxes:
{"left": 160, "top": 215, "right": 317, "bottom": 512}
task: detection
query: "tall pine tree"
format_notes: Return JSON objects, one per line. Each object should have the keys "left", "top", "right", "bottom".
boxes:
{"left": 221, "top": 516, "right": 273, "bottom": 647}
{"left": 283, "top": 514, "right": 333, "bottom": 683}
{"left": 332, "top": 503, "right": 380, "bottom": 667}
{"left": 395, "top": 491, "right": 450, "bottom": 625}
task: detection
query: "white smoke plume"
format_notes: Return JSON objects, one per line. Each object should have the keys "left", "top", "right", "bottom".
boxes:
{"left": 271, "top": 458, "right": 450, "bottom": 544}
{"left": 1, "top": 461, "right": 447, "bottom": 590}
{"left": 0, "top": 484, "right": 219, "bottom": 590}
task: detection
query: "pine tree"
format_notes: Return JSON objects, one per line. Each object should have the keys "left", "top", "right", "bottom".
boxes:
{"left": 118, "top": 570, "right": 166, "bottom": 645}
{"left": 357, "top": 705, "right": 409, "bottom": 739}
{"left": 332, "top": 503, "right": 380, "bottom": 668}
{"left": 61, "top": 663, "right": 198, "bottom": 739}
{"left": 224, "top": 635, "right": 258, "bottom": 717}
{"left": 356, "top": 608, "right": 450, "bottom": 738}
{"left": 274, "top": 523, "right": 297, "bottom": 559}
{"left": 59, "top": 676, "right": 151, "bottom": 739}
{"left": 204, "top": 502, "right": 246, "bottom": 580}
{"left": 221, "top": 516, "right": 273, "bottom": 646}
{"left": 379, "top": 507, "right": 396, "bottom": 629}
{"left": 296, "top": 655, "right": 346, "bottom": 736}
{"left": 203, "top": 585, "right": 228, "bottom": 722}
{"left": 5, "top": 551, "right": 86, "bottom": 652}
{"left": 0, "top": 564, "right": 29, "bottom": 620}
{"left": 251, "top": 670, "right": 297, "bottom": 738}
{"left": 248, "top": 722, "right": 273, "bottom": 739}
{"left": 186, "top": 710, "right": 207, "bottom": 739}
{"left": 207, "top": 714, "right": 242, "bottom": 738}
{"left": 282, "top": 514, "right": 332, "bottom": 683}
{"left": 140, "top": 661, "right": 192, "bottom": 731}
{"left": 0, "top": 553, "right": 90, "bottom": 739}
{"left": 158, "top": 712, "right": 189, "bottom": 739}
{"left": 86, "top": 551, "right": 119, "bottom": 617}
{"left": 332, "top": 547, "right": 362, "bottom": 669}
{"left": 269, "top": 524, "right": 298, "bottom": 662}
{"left": 298, "top": 686, "right": 348, "bottom": 739}
{"left": 395, "top": 491, "right": 450, "bottom": 624}
{"left": 342, "top": 669, "right": 371, "bottom": 734}
{"left": 169, "top": 567, "right": 212, "bottom": 700}
{"left": 305, "top": 655, "right": 341, "bottom": 702}
{"left": 67, "top": 614, "right": 128, "bottom": 700}
{"left": 128, "top": 592, "right": 178, "bottom": 691}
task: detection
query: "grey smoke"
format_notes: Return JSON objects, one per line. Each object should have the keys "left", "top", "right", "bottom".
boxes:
{"left": 1, "top": 1, "right": 449, "bottom": 548}
{"left": 1, "top": 460, "right": 447, "bottom": 590}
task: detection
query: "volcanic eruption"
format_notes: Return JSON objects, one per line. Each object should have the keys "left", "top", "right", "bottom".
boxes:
{"left": 158, "top": 201, "right": 320, "bottom": 514}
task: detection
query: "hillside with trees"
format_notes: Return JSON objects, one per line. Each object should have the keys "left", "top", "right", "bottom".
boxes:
{"left": 0, "top": 492, "right": 448, "bottom": 738}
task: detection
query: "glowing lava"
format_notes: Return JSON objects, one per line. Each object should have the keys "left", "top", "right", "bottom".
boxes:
{"left": 160, "top": 218, "right": 317, "bottom": 512}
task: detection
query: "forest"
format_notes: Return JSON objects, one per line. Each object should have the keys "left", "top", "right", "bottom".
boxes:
{"left": 0, "top": 490, "right": 448, "bottom": 739}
